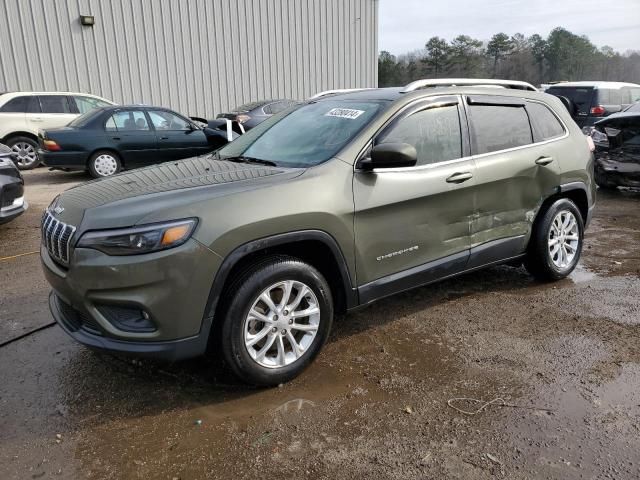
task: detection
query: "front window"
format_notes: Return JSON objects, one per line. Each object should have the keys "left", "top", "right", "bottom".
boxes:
{"left": 217, "top": 100, "right": 384, "bottom": 167}
{"left": 148, "top": 110, "right": 190, "bottom": 131}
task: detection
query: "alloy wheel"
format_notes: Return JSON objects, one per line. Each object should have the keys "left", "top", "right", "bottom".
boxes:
{"left": 243, "top": 280, "right": 320, "bottom": 369}
{"left": 548, "top": 210, "right": 580, "bottom": 269}
{"left": 10, "top": 142, "right": 38, "bottom": 167}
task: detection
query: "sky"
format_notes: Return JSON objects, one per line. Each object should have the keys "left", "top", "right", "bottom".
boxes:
{"left": 379, "top": 0, "right": 640, "bottom": 55}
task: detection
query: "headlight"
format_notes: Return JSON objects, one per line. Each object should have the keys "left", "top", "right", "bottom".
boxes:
{"left": 77, "top": 219, "right": 198, "bottom": 255}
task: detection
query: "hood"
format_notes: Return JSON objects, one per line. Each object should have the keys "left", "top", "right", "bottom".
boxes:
{"left": 51, "top": 156, "right": 300, "bottom": 229}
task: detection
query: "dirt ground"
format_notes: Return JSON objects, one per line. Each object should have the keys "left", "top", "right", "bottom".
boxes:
{"left": 1, "top": 170, "right": 639, "bottom": 480}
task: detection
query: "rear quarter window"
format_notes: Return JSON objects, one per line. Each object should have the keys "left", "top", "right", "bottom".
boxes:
{"left": 468, "top": 104, "right": 533, "bottom": 155}
{"left": 526, "top": 102, "right": 565, "bottom": 142}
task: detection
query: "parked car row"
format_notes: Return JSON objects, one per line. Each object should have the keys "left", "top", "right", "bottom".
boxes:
{"left": 0, "top": 91, "right": 114, "bottom": 169}
{"left": 0, "top": 90, "right": 302, "bottom": 176}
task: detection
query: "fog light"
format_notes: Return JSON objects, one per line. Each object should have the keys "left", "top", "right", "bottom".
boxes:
{"left": 97, "top": 305, "right": 156, "bottom": 333}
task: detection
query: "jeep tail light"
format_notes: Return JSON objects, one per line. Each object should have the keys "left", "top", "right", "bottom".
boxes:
{"left": 590, "top": 105, "right": 605, "bottom": 116}
{"left": 43, "top": 139, "right": 61, "bottom": 151}
{"left": 236, "top": 114, "right": 251, "bottom": 124}
{"left": 586, "top": 135, "right": 595, "bottom": 152}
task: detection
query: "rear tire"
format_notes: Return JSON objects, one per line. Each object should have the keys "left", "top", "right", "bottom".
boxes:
{"left": 525, "top": 198, "right": 584, "bottom": 281}
{"left": 88, "top": 150, "right": 121, "bottom": 178}
{"left": 220, "top": 256, "right": 333, "bottom": 386}
{"left": 7, "top": 136, "right": 40, "bottom": 170}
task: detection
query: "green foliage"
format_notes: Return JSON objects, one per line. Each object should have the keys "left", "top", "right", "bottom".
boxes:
{"left": 378, "top": 27, "right": 640, "bottom": 87}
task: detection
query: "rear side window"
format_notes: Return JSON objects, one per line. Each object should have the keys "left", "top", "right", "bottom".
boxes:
{"left": 377, "top": 104, "right": 462, "bottom": 166}
{"left": 526, "top": 102, "right": 565, "bottom": 142}
{"left": 598, "top": 89, "right": 621, "bottom": 105}
{"left": 468, "top": 105, "right": 532, "bottom": 155}
{"left": 621, "top": 87, "right": 640, "bottom": 105}
{"left": 39, "top": 95, "right": 72, "bottom": 114}
{"left": 0, "top": 96, "right": 40, "bottom": 113}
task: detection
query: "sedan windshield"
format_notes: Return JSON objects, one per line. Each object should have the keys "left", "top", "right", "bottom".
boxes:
{"left": 217, "top": 100, "right": 384, "bottom": 167}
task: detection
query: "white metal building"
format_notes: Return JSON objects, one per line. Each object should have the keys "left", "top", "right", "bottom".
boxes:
{"left": 0, "top": 0, "right": 379, "bottom": 117}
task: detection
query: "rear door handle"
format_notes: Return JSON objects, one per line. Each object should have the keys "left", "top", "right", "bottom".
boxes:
{"left": 30, "top": 117, "right": 43, "bottom": 122}
{"left": 446, "top": 172, "right": 473, "bottom": 184}
{"left": 111, "top": 136, "right": 121, "bottom": 140}
{"left": 160, "top": 136, "right": 169, "bottom": 140}
{"left": 535, "top": 156, "right": 554, "bottom": 166}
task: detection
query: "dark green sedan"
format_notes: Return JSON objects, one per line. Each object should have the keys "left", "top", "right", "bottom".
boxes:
{"left": 38, "top": 105, "right": 233, "bottom": 178}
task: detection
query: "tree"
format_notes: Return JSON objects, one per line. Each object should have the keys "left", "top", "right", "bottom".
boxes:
{"left": 378, "top": 51, "right": 398, "bottom": 87}
{"left": 486, "top": 33, "right": 513, "bottom": 77}
{"left": 448, "top": 35, "right": 484, "bottom": 76}
{"left": 423, "top": 37, "right": 450, "bottom": 77}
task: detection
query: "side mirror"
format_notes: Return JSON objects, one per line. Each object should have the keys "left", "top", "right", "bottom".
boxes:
{"left": 360, "top": 143, "right": 418, "bottom": 170}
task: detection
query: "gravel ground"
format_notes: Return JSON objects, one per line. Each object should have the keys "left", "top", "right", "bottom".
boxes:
{"left": 1, "top": 170, "right": 639, "bottom": 479}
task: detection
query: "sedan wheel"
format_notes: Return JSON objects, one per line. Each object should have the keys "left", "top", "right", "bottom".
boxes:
{"left": 10, "top": 141, "right": 39, "bottom": 169}
{"left": 244, "top": 280, "right": 321, "bottom": 369}
{"left": 89, "top": 153, "right": 120, "bottom": 177}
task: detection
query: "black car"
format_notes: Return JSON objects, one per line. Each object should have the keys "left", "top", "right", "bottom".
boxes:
{"left": 591, "top": 111, "right": 640, "bottom": 189}
{"left": 0, "top": 143, "right": 27, "bottom": 224}
{"left": 546, "top": 82, "right": 640, "bottom": 131}
{"left": 39, "top": 106, "right": 234, "bottom": 178}
{"left": 216, "top": 99, "right": 297, "bottom": 130}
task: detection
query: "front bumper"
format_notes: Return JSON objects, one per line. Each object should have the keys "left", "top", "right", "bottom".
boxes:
{"left": 42, "top": 239, "right": 222, "bottom": 361}
{"left": 0, "top": 176, "right": 27, "bottom": 224}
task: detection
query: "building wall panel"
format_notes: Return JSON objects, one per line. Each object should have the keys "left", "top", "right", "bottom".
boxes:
{"left": 0, "top": 0, "right": 379, "bottom": 117}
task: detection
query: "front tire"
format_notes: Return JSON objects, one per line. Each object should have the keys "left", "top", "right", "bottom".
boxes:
{"left": 88, "top": 150, "right": 121, "bottom": 178}
{"left": 7, "top": 136, "right": 40, "bottom": 170}
{"left": 525, "top": 198, "right": 584, "bottom": 281}
{"left": 220, "top": 256, "right": 333, "bottom": 386}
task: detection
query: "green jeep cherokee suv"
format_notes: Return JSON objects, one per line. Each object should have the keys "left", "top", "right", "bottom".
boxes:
{"left": 42, "top": 79, "right": 596, "bottom": 385}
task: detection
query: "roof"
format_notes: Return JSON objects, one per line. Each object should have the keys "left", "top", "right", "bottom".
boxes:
{"left": 0, "top": 91, "right": 114, "bottom": 104}
{"left": 546, "top": 81, "right": 640, "bottom": 89}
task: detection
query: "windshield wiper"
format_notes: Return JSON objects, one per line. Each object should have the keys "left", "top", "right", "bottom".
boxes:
{"left": 227, "top": 156, "right": 278, "bottom": 167}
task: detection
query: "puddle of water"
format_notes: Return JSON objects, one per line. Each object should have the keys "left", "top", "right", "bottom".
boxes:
{"left": 569, "top": 264, "right": 598, "bottom": 284}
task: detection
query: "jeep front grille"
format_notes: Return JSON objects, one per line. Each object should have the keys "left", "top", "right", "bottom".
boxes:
{"left": 42, "top": 210, "right": 76, "bottom": 264}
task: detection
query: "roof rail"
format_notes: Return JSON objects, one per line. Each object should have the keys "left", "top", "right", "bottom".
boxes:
{"left": 308, "top": 88, "right": 374, "bottom": 100}
{"left": 401, "top": 78, "right": 538, "bottom": 93}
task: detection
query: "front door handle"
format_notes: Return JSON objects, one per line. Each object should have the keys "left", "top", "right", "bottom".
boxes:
{"left": 446, "top": 172, "right": 473, "bottom": 184}
{"left": 160, "top": 136, "right": 169, "bottom": 140}
{"left": 111, "top": 136, "right": 121, "bottom": 140}
{"left": 30, "top": 117, "right": 43, "bottom": 122}
{"left": 535, "top": 156, "right": 554, "bottom": 166}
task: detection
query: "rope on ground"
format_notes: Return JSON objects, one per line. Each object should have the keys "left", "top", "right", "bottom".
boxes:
{"left": 447, "top": 397, "right": 555, "bottom": 416}
{"left": 0, "top": 251, "right": 39, "bottom": 262}
{"left": 0, "top": 322, "right": 56, "bottom": 348}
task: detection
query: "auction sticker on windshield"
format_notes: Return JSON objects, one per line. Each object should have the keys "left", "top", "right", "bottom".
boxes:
{"left": 325, "top": 108, "right": 365, "bottom": 120}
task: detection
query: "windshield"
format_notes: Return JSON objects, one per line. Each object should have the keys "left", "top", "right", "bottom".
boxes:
{"left": 68, "top": 108, "right": 104, "bottom": 128}
{"left": 217, "top": 100, "right": 384, "bottom": 167}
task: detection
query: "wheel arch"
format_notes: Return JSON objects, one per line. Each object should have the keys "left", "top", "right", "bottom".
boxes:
{"left": 2, "top": 131, "right": 39, "bottom": 144}
{"left": 203, "top": 231, "right": 358, "bottom": 329}
{"left": 537, "top": 182, "right": 590, "bottom": 227}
